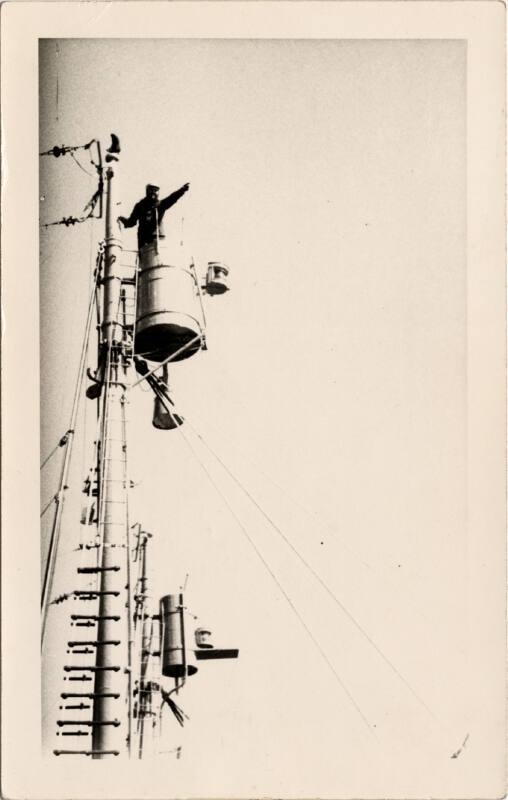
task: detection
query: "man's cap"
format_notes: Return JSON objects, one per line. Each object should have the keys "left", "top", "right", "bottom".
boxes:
{"left": 146, "top": 184, "right": 160, "bottom": 192}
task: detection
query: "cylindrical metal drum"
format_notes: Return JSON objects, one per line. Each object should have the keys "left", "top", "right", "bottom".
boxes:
{"left": 160, "top": 594, "right": 198, "bottom": 679}
{"left": 135, "top": 244, "right": 204, "bottom": 362}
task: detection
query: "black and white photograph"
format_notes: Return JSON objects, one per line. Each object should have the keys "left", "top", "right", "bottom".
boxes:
{"left": 1, "top": 3, "right": 505, "bottom": 799}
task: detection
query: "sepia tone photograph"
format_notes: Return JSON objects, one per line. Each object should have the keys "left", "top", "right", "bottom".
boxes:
{"left": 2, "top": 3, "right": 506, "bottom": 799}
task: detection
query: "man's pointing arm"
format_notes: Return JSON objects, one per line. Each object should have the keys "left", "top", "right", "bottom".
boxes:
{"left": 159, "top": 183, "right": 190, "bottom": 213}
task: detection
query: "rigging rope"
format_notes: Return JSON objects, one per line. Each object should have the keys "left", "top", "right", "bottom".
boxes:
{"left": 180, "top": 407, "right": 464, "bottom": 670}
{"left": 40, "top": 139, "right": 103, "bottom": 228}
{"left": 95, "top": 344, "right": 114, "bottom": 575}
{"left": 173, "top": 422, "right": 374, "bottom": 734}
{"left": 176, "top": 414, "right": 460, "bottom": 749}
{"left": 93, "top": 282, "right": 125, "bottom": 568}
{"left": 79, "top": 218, "right": 96, "bottom": 498}
{"left": 123, "top": 396, "right": 134, "bottom": 759}
{"left": 70, "top": 150, "right": 94, "bottom": 177}
{"left": 40, "top": 429, "right": 73, "bottom": 471}
{"left": 187, "top": 412, "right": 373, "bottom": 571}
{"left": 183, "top": 417, "right": 438, "bottom": 723}
{"left": 41, "top": 258, "right": 101, "bottom": 645}
{"left": 40, "top": 188, "right": 102, "bottom": 229}
{"left": 40, "top": 494, "right": 57, "bottom": 518}
{"left": 94, "top": 285, "right": 128, "bottom": 582}
{"left": 128, "top": 333, "right": 203, "bottom": 391}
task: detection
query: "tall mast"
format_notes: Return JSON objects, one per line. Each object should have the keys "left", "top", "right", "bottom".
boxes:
{"left": 90, "top": 148, "right": 131, "bottom": 758}
{"left": 48, "top": 135, "right": 236, "bottom": 759}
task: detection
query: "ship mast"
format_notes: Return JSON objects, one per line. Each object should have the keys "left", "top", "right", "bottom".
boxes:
{"left": 90, "top": 145, "right": 131, "bottom": 757}
{"left": 47, "top": 135, "right": 236, "bottom": 759}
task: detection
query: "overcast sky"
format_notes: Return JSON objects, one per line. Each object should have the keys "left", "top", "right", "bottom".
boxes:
{"left": 39, "top": 38, "right": 473, "bottom": 796}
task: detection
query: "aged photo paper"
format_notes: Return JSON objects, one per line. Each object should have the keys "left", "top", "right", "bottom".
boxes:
{"left": 1, "top": 2, "right": 505, "bottom": 798}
